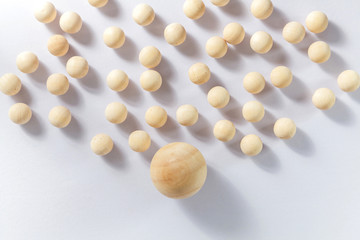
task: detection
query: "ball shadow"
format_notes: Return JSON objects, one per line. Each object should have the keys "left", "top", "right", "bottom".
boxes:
{"left": 140, "top": 140, "right": 160, "bottom": 166}
{"left": 28, "top": 61, "right": 50, "bottom": 86}
{"left": 187, "top": 114, "right": 214, "bottom": 142}
{"left": 261, "top": 41, "right": 289, "bottom": 65}
{"left": 102, "top": 144, "right": 127, "bottom": 169}
{"left": 176, "top": 33, "right": 201, "bottom": 57}
{"left": 252, "top": 111, "right": 277, "bottom": 139}
{"left": 11, "top": 84, "right": 33, "bottom": 105}
{"left": 317, "top": 21, "right": 345, "bottom": 44}
{"left": 323, "top": 98, "right": 356, "bottom": 125}
{"left": 215, "top": 47, "right": 241, "bottom": 70}
{"left": 70, "top": 21, "right": 94, "bottom": 46}
{"left": 194, "top": 7, "right": 219, "bottom": 30}
{"left": 156, "top": 116, "right": 182, "bottom": 140}
{"left": 59, "top": 83, "right": 83, "bottom": 106}
{"left": 58, "top": 45, "right": 81, "bottom": 65}
{"left": 60, "top": 116, "right": 84, "bottom": 140}
{"left": 21, "top": 111, "right": 45, "bottom": 137}
{"left": 220, "top": 0, "right": 246, "bottom": 16}
{"left": 98, "top": 0, "right": 121, "bottom": 18}
{"left": 252, "top": 144, "right": 281, "bottom": 173}
{"left": 144, "top": 14, "right": 166, "bottom": 37}
{"left": 150, "top": 78, "right": 176, "bottom": 106}
{"left": 225, "top": 129, "right": 243, "bottom": 157}
{"left": 115, "top": 37, "right": 137, "bottom": 61}
{"left": 220, "top": 98, "right": 243, "bottom": 125}
{"left": 262, "top": 7, "right": 288, "bottom": 29}
{"left": 78, "top": 67, "right": 103, "bottom": 94}
{"left": 117, "top": 80, "right": 144, "bottom": 106}
{"left": 254, "top": 81, "right": 283, "bottom": 108}
{"left": 349, "top": 89, "right": 360, "bottom": 104}
{"left": 234, "top": 33, "right": 254, "bottom": 56}
{"left": 116, "top": 112, "right": 143, "bottom": 137}
{"left": 319, "top": 51, "right": 347, "bottom": 76}
{"left": 285, "top": 128, "right": 316, "bottom": 157}
{"left": 45, "top": 10, "right": 62, "bottom": 34}
{"left": 281, "top": 75, "right": 311, "bottom": 102}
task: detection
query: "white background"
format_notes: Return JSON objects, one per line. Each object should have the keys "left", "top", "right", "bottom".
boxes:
{"left": 1, "top": 0, "right": 360, "bottom": 239}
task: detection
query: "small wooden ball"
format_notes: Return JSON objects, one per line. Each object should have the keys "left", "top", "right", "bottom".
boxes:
{"left": 206, "top": 36, "right": 228, "bottom": 58}
{"left": 213, "top": 119, "right": 236, "bottom": 142}
{"left": 16, "top": 51, "right": 39, "bottom": 73}
{"left": 306, "top": 11, "right": 328, "bottom": 33}
{"left": 128, "top": 130, "right": 151, "bottom": 152}
{"left": 139, "top": 46, "right": 162, "bottom": 68}
{"left": 59, "top": 11, "right": 82, "bottom": 34}
{"left": 88, "top": 0, "right": 108, "bottom": 8}
{"left": 106, "top": 70, "right": 129, "bottom": 92}
{"left": 132, "top": 3, "right": 155, "bottom": 26}
{"left": 34, "top": 1, "right": 57, "bottom": 23}
{"left": 66, "top": 56, "right": 89, "bottom": 79}
{"left": 223, "top": 22, "right": 245, "bottom": 45}
{"left": 90, "top": 134, "right": 113, "bottom": 156}
{"left": 207, "top": 86, "right": 230, "bottom": 109}
{"left": 312, "top": 88, "right": 336, "bottom": 110}
{"left": 337, "top": 70, "right": 360, "bottom": 92}
{"left": 211, "top": 0, "right": 230, "bottom": 7}
{"left": 188, "top": 62, "right": 211, "bottom": 85}
{"left": 150, "top": 142, "right": 207, "bottom": 199}
{"left": 250, "top": 31, "right": 273, "bottom": 54}
{"left": 164, "top": 23, "right": 187, "bottom": 46}
{"left": 273, "top": 118, "right": 296, "bottom": 139}
{"left": 242, "top": 100, "right": 265, "bottom": 122}
{"left": 47, "top": 73, "right": 69, "bottom": 95}
{"left": 240, "top": 134, "right": 263, "bottom": 156}
{"left": 48, "top": 106, "right": 71, "bottom": 128}
{"left": 251, "top": 0, "right": 273, "bottom": 20}
{"left": 176, "top": 104, "right": 198, "bottom": 126}
{"left": 243, "top": 72, "right": 265, "bottom": 94}
{"left": 105, "top": 102, "right": 128, "bottom": 124}
{"left": 270, "top": 66, "right": 293, "bottom": 88}
{"left": 8, "top": 103, "right": 32, "bottom": 125}
{"left": 103, "top": 26, "right": 125, "bottom": 49}
{"left": 308, "top": 41, "right": 331, "bottom": 63}
{"left": 47, "top": 35, "right": 69, "bottom": 57}
{"left": 183, "top": 0, "right": 206, "bottom": 20}
{"left": 0, "top": 73, "right": 22, "bottom": 96}
{"left": 140, "top": 70, "right": 162, "bottom": 92}
{"left": 282, "top": 21, "right": 306, "bottom": 44}
{"left": 145, "top": 106, "right": 167, "bottom": 128}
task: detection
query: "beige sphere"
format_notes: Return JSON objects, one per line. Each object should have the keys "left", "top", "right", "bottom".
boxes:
{"left": 139, "top": 46, "right": 162, "bottom": 68}
{"left": 34, "top": 1, "right": 57, "bottom": 23}
{"left": 183, "top": 0, "right": 206, "bottom": 20}
{"left": 16, "top": 51, "right": 39, "bottom": 74}
{"left": 47, "top": 35, "right": 69, "bottom": 57}
{"left": 337, "top": 70, "right": 360, "bottom": 92}
{"left": 164, "top": 23, "right": 187, "bottom": 46}
{"left": 213, "top": 119, "right": 236, "bottom": 142}
{"left": 0, "top": 73, "right": 22, "bottom": 96}
{"left": 251, "top": 0, "right": 273, "bottom": 20}
{"left": 105, "top": 102, "right": 128, "bottom": 124}
{"left": 223, "top": 22, "right": 245, "bottom": 45}
{"left": 207, "top": 86, "right": 230, "bottom": 109}
{"left": 206, "top": 36, "right": 228, "bottom": 58}
{"left": 242, "top": 100, "right": 265, "bottom": 122}
{"left": 106, "top": 70, "right": 129, "bottom": 92}
{"left": 270, "top": 66, "right": 293, "bottom": 88}
{"left": 8, "top": 103, "right": 32, "bottom": 125}
{"left": 312, "top": 88, "right": 336, "bottom": 110}
{"left": 90, "top": 134, "right": 113, "bottom": 156}
{"left": 308, "top": 41, "right": 331, "bottom": 63}
{"left": 59, "top": 11, "right": 82, "bottom": 34}
{"left": 48, "top": 106, "right": 71, "bottom": 128}
{"left": 243, "top": 72, "right": 265, "bottom": 94}
{"left": 282, "top": 21, "right": 306, "bottom": 44}
{"left": 128, "top": 130, "right": 151, "bottom": 152}
{"left": 88, "top": 0, "right": 108, "bottom": 8}
{"left": 188, "top": 62, "right": 211, "bottom": 85}
{"left": 306, "top": 11, "right": 328, "bottom": 33}
{"left": 103, "top": 26, "right": 125, "bottom": 49}
{"left": 176, "top": 104, "right": 199, "bottom": 126}
{"left": 250, "top": 31, "right": 273, "bottom": 54}
{"left": 145, "top": 106, "right": 167, "bottom": 128}
{"left": 211, "top": 0, "right": 230, "bottom": 7}
{"left": 140, "top": 70, "right": 162, "bottom": 92}
{"left": 273, "top": 118, "right": 296, "bottom": 139}
{"left": 240, "top": 134, "right": 263, "bottom": 156}
{"left": 47, "top": 73, "right": 69, "bottom": 95}
{"left": 66, "top": 56, "right": 89, "bottom": 79}
{"left": 132, "top": 3, "right": 155, "bottom": 26}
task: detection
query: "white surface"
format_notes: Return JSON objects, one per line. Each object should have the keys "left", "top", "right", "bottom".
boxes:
{"left": 1, "top": 0, "right": 360, "bottom": 239}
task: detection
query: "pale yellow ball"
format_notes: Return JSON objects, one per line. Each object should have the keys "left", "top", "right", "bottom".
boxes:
{"left": 312, "top": 88, "right": 336, "bottom": 110}
{"left": 103, "top": 26, "right": 125, "bottom": 49}
{"left": 66, "top": 56, "right": 89, "bottom": 79}
{"left": 211, "top": 0, "right": 230, "bottom": 7}
{"left": 270, "top": 66, "right": 293, "bottom": 88}
{"left": 140, "top": 70, "right": 162, "bottom": 92}
{"left": 188, "top": 62, "right": 211, "bottom": 85}
{"left": 240, "top": 134, "right": 263, "bottom": 156}
{"left": 213, "top": 119, "right": 236, "bottom": 142}
{"left": 164, "top": 23, "right": 187, "bottom": 46}
{"left": 47, "top": 35, "right": 69, "bottom": 57}
{"left": 337, "top": 70, "right": 360, "bottom": 92}
{"left": 47, "top": 73, "right": 69, "bottom": 95}
{"left": 251, "top": 0, "right": 273, "bottom": 20}
{"left": 106, "top": 70, "right": 129, "bottom": 92}
{"left": 48, "top": 106, "right": 71, "bottom": 128}
{"left": 176, "top": 104, "right": 198, "bottom": 126}
{"left": 8, "top": 103, "right": 32, "bottom": 125}
{"left": 308, "top": 41, "right": 331, "bottom": 63}
{"left": 90, "top": 134, "right": 113, "bottom": 156}
{"left": 132, "top": 3, "right": 155, "bottom": 26}
{"left": 306, "top": 11, "right": 328, "bottom": 34}
{"left": 206, "top": 36, "right": 228, "bottom": 58}
{"left": 243, "top": 72, "right": 265, "bottom": 94}
{"left": 242, "top": 100, "right": 265, "bottom": 122}
{"left": 207, "top": 86, "right": 230, "bottom": 109}
{"left": 139, "top": 46, "right": 162, "bottom": 69}
{"left": 16, "top": 51, "right": 39, "bottom": 74}
{"left": 282, "top": 21, "right": 306, "bottom": 44}
{"left": 0, "top": 73, "right": 22, "bottom": 96}
{"left": 223, "top": 22, "right": 245, "bottom": 45}
{"left": 250, "top": 31, "right": 273, "bottom": 54}
{"left": 88, "top": 0, "right": 108, "bottom": 8}
{"left": 145, "top": 106, "right": 167, "bottom": 128}
{"left": 59, "top": 11, "right": 82, "bottom": 34}
{"left": 34, "top": 1, "right": 57, "bottom": 23}
{"left": 105, "top": 102, "right": 128, "bottom": 124}
{"left": 183, "top": 0, "right": 206, "bottom": 20}
{"left": 128, "top": 130, "right": 151, "bottom": 152}
{"left": 273, "top": 118, "right": 296, "bottom": 139}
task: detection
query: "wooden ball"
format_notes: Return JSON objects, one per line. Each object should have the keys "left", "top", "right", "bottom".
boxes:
{"left": 250, "top": 31, "right": 273, "bottom": 54}
{"left": 223, "top": 22, "right": 245, "bottom": 45}
{"left": 213, "top": 119, "right": 236, "bottom": 142}
{"left": 176, "top": 104, "right": 198, "bottom": 126}
{"left": 206, "top": 36, "right": 228, "bottom": 58}
{"left": 270, "top": 66, "right": 293, "bottom": 88}
{"left": 243, "top": 72, "right": 265, "bottom": 94}
{"left": 164, "top": 23, "right": 186, "bottom": 46}
{"left": 105, "top": 102, "right": 128, "bottom": 124}
{"left": 106, "top": 70, "right": 129, "bottom": 92}
{"left": 34, "top": 1, "right": 57, "bottom": 23}
{"left": 59, "top": 11, "right": 82, "bottom": 34}
{"left": 242, "top": 100, "right": 265, "bottom": 122}
{"left": 183, "top": 0, "right": 206, "bottom": 20}
{"left": 145, "top": 106, "right": 167, "bottom": 128}
{"left": 47, "top": 35, "right": 69, "bottom": 57}
{"left": 312, "top": 88, "right": 336, "bottom": 110}
{"left": 66, "top": 56, "right": 89, "bottom": 79}
{"left": 8, "top": 103, "right": 32, "bottom": 125}
{"left": 337, "top": 70, "right": 360, "bottom": 92}
{"left": 47, "top": 73, "right": 69, "bottom": 95}
{"left": 103, "top": 26, "right": 125, "bottom": 49}
{"left": 128, "top": 130, "right": 151, "bottom": 152}
{"left": 251, "top": 0, "right": 273, "bottom": 20}
{"left": 48, "top": 106, "right": 71, "bottom": 128}
{"left": 207, "top": 86, "right": 230, "bottom": 109}
{"left": 0, "top": 73, "right": 22, "bottom": 96}
{"left": 306, "top": 11, "right": 328, "bottom": 33}
{"left": 188, "top": 62, "right": 211, "bottom": 85}
{"left": 88, "top": 0, "right": 108, "bottom": 8}
{"left": 308, "top": 41, "right": 331, "bottom": 63}
{"left": 139, "top": 46, "right": 161, "bottom": 68}
{"left": 132, "top": 3, "right": 155, "bottom": 26}
{"left": 140, "top": 70, "right": 162, "bottom": 92}
{"left": 150, "top": 142, "right": 207, "bottom": 199}
{"left": 90, "top": 134, "right": 113, "bottom": 156}
{"left": 282, "top": 21, "right": 306, "bottom": 44}
{"left": 211, "top": 0, "right": 230, "bottom": 7}
{"left": 16, "top": 51, "right": 39, "bottom": 73}
{"left": 240, "top": 134, "right": 263, "bottom": 156}
{"left": 273, "top": 118, "right": 296, "bottom": 139}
